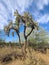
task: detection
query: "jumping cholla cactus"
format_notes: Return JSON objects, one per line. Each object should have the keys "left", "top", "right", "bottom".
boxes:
{"left": 4, "top": 10, "right": 39, "bottom": 56}
{"left": 14, "top": 10, "right": 38, "bottom": 55}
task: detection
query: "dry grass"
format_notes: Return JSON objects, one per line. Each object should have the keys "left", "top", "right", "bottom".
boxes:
{"left": 0, "top": 46, "right": 49, "bottom": 65}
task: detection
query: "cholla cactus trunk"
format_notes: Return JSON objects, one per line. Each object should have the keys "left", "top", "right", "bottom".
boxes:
{"left": 16, "top": 30, "right": 21, "bottom": 47}
{"left": 22, "top": 25, "right": 34, "bottom": 59}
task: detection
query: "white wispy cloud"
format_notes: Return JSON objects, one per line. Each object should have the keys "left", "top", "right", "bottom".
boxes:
{"left": 33, "top": 11, "right": 49, "bottom": 24}
{"left": 0, "top": 0, "right": 49, "bottom": 30}
{"left": 0, "top": 23, "right": 4, "bottom": 29}
{"left": 35, "top": 0, "right": 49, "bottom": 10}
{"left": 32, "top": 0, "right": 49, "bottom": 23}
{"left": 0, "top": 0, "right": 33, "bottom": 29}
{"left": 37, "top": 14, "right": 49, "bottom": 23}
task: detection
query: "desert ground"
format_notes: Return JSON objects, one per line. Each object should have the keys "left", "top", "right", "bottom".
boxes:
{"left": 0, "top": 45, "right": 49, "bottom": 65}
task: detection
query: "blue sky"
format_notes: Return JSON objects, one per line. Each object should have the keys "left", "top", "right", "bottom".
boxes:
{"left": 0, "top": 0, "right": 49, "bottom": 42}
